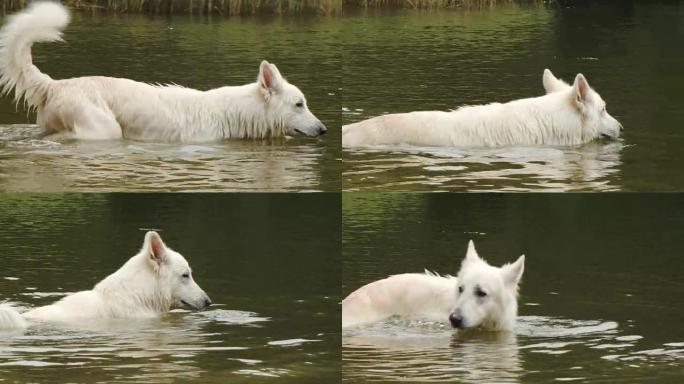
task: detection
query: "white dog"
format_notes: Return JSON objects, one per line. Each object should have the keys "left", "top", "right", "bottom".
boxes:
{"left": 0, "top": 2, "right": 326, "bottom": 142}
{"left": 0, "top": 231, "right": 211, "bottom": 331}
{"left": 342, "top": 69, "right": 622, "bottom": 148}
{"left": 342, "top": 240, "right": 524, "bottom": 331}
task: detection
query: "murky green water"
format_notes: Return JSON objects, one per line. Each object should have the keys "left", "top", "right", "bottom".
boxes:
{"left": 343, "top": 193, "right": 684, "bottom": 382}
{"left": 0, "top": 194, "right": 341, "bottom": 383}
{"left": 342, "top": 3, "right": 684, "bottom": 191}
{"left": 0, "top": 13, "right": 341, "bottom": 192}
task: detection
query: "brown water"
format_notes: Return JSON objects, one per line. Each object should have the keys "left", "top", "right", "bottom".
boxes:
{"left": 0, "top": 13, "right": 341, "bottom": 192}
{"left": 342, "top": 3, "right": 684, "bottom": 191}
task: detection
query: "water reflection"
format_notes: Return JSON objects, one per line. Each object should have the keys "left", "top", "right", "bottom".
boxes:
{"left": 0, "top": 124, "right": 323, "bottom": 191}
{"left": 0, "top": 307, "right": 265, "bottom": 383}
{"left": 342, "top": 315, "right": 647, "bottom": 382}
{"left": 344, "top": 319, "right": 521, "bottom": 383}
{"left": 344, "top": 141, "right": 623, "bottom": 191}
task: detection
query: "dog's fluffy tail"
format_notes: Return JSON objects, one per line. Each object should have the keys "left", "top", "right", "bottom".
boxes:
{"left": 0, "top": 1, "right": 69, "bottom": 108}
{"left": 0, "top": 303, "right": 27, "bottom": 331}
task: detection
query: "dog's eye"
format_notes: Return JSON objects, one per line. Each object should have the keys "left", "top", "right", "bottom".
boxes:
{"left": 295, "top": 101, "right": 304, "bottom": 108}
{"left": 475, "top": 289, "right": 487, "bottom": 298}
{"left": 458, "top": 286, "right": 464, "bottom": 294}
{"left": 182, "top": 272, "right": 190, "bottom": 279}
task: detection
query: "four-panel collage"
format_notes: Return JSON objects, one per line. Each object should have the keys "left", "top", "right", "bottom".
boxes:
{"left": 0, "top": 1, "right": 682, "bottom": 383}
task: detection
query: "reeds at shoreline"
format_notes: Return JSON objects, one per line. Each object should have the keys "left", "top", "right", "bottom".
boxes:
{"left": 0, "top": 0, "right": 341, "bottom": 16}
{"left": 0, "top": 0, "right": 550, "bottom": 15}
{"left": 344, "top": 0, "right": 546, "bottom": 9}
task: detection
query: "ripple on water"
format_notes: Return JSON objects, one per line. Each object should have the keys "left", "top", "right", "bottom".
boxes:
{"left": 267, "top": 338, "right": 321, "bottom": 347}
{"left": 193, "top": 309, "right": 270, "bottom": 325}
{"left": 0, "top": 124, "right": 326, "bottom": 192}
{"left": 343, "top": 141, "right": 624, "bottom": 192}
{"left": 0, "top": 308, "right": 272, "bottom": 381}
{"left": 235, "top": 368, "right": 290, "bottom": 377}
{"left": 343, "top": 315, "right": 679, "bottom": 382}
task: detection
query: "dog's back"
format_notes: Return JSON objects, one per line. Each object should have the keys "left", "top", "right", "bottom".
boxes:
{"left": 342, "top": 272, "right": 457, "bottom": 328}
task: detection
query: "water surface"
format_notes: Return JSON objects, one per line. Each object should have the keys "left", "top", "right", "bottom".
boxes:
{"left": 342, "top": 193, "right": 684, "bottom": 382}
{"left": 0, "top": 194, "right": 341, "bottom": 383}
{"left": 0, "top": 12, "right": 341, "bottom": 192}
{"left": 342, "top": 3, "right": 684, "bottom": 191}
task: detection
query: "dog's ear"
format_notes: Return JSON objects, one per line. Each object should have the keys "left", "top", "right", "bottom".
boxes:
{"left": 572, "top": 73, "right": 591, "bottom": 107}
{"left": 463, "top": 240, "right": 480, "bottom": 265}
{"left": 542, "top": 69, "right": 569, "bottom": 94}
{"left": 143, "top": 231, "right": 167, "bottom": 269}
{"left": 257, "top": 60, "right": 283, "bottom": 100}
{"left": 501, "top": 254, "right": 525, "bottom": 287}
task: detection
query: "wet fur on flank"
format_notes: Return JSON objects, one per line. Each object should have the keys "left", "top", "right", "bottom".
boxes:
{"left": 342, "top": 69, "right": 622, "bottom": 148}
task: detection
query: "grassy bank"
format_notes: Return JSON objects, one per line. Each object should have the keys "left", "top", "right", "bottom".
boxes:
{"left": 0, "top": 0, "right": 549, "bottom": 15}
{"left": 344, "top": 0, "right": 546, "bottom": 9}
{"left": 0, "top": 0, "right": 341, "bottom": 15}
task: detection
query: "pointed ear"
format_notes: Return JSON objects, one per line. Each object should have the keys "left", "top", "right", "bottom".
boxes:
{"left": 143, "top": 231, "right": 167, "bottom": 267}
{"left": 257, "top": 60, "right": 283, "bottom": 99}
{"left": 462, "top": 240, "right": 480, "bottom": 265}
{"left": 572, "top": 73, "right": 591, "bottom": 106}
{"left": 542, "top": 68, "right": 569, "bottom": 94}
{"left": 501, "top": 255, "right": 525, "bottom": 287}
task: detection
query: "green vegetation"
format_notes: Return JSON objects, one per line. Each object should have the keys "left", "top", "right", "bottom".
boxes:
{"left": 344, "top": 0, "right": 546, "bottom": 9}
{"left": 0, "top": 0, "right": 341, "bottom": 16}
{"left": 0, "top": 0, "right": 549, "bottom": 15}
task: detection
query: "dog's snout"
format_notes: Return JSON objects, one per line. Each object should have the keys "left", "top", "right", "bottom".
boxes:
{"left": 449, "top": 313, "right": 463, "bottom": 329}
{"left": 619, "top": 124, "right": 624, "bottom": 132}
{"left": 203, "top": 296, "right": 212, "bottom": 308}
{"left": 318, "top": 123, "right": 327, "bottom": 135}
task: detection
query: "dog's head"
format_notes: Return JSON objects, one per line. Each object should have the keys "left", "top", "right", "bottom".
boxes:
{"left": 448, "top": 241, "right": 524, "bottom": 331}
{"left": 542, "top": 69, "right": 623, "bottom": 140}
{"left": 142, "top": 231, "right": 212, "bottom": 310}
{"left": 256, "top": 60, "right": 327, "bottom": 137}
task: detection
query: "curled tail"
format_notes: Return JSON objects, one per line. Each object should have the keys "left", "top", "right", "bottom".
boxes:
{"left": 0, "top": 303, "right": 27, "bottom": 331}
{"left": 0, "top": 1, "right": 69, "bottom": 109}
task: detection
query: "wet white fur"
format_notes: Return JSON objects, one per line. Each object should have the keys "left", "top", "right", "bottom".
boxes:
{"left": 0, "top": 231, "right": 210, "bottom": 331}
{"left": 342, "top": 240, "right": 525, "bottom": 331}
{"left": 0, "top": 2, "right": 326, "bottom": 142}
{"left": 342, "top": 69, "right": 622, "bottom": 148}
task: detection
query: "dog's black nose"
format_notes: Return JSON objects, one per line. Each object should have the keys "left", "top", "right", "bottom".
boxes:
{"left": 204, "top": 298, "right": 212, "bottom": 307}
{"left": 318, "top": 124, "right": 327, "bottom": 135}
{"left": 449, "top": 313, "right": 463, "bottom": 329}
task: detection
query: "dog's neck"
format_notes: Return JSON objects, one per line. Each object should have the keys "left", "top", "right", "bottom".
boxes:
{"left": 487, "top": 292, "right": 518, "bottom": 331}
{"left": 204, "top": 83, "right": 286, "bottom": 139}
{"left": 93, "top": 254, "right": 174, "bottom": 315}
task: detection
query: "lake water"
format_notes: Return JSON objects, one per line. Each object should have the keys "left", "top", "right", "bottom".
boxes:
{"left": 0, "top": 13, "right": 341, "bottom": 192}
{"left": 343, "top": 193, "right": 684, "bottom": 382}
{"left": 342, "top": 3, "right": 684, "bottom": 191}
{"left": 0, "top": 194, "right": 341, "bottom": 383}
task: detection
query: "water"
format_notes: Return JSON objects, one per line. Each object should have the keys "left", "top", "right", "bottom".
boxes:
{"left": 342, "top": 193, "right": 684, "bottom": 382}
{"left": 342, "top": 3, "right": 684, "bottom": 191}
{"left": 0, "top": 194, "right": 341, "bottom": 383}
{"left": 0, "top": 13, "right": 341, "bottom": 192}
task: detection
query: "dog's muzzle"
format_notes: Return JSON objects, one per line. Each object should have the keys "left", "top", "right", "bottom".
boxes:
{"left": 181, "top": 295, "right": 212, "bottom": 310}
{"left": 449, "top": 313, "right": 464, "bottom": 329}
{"left": 317, "top": 123, "right": 327, "bottom": 135}
{"left": 295, "top": 123, "right": 327, "bottom": 137}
